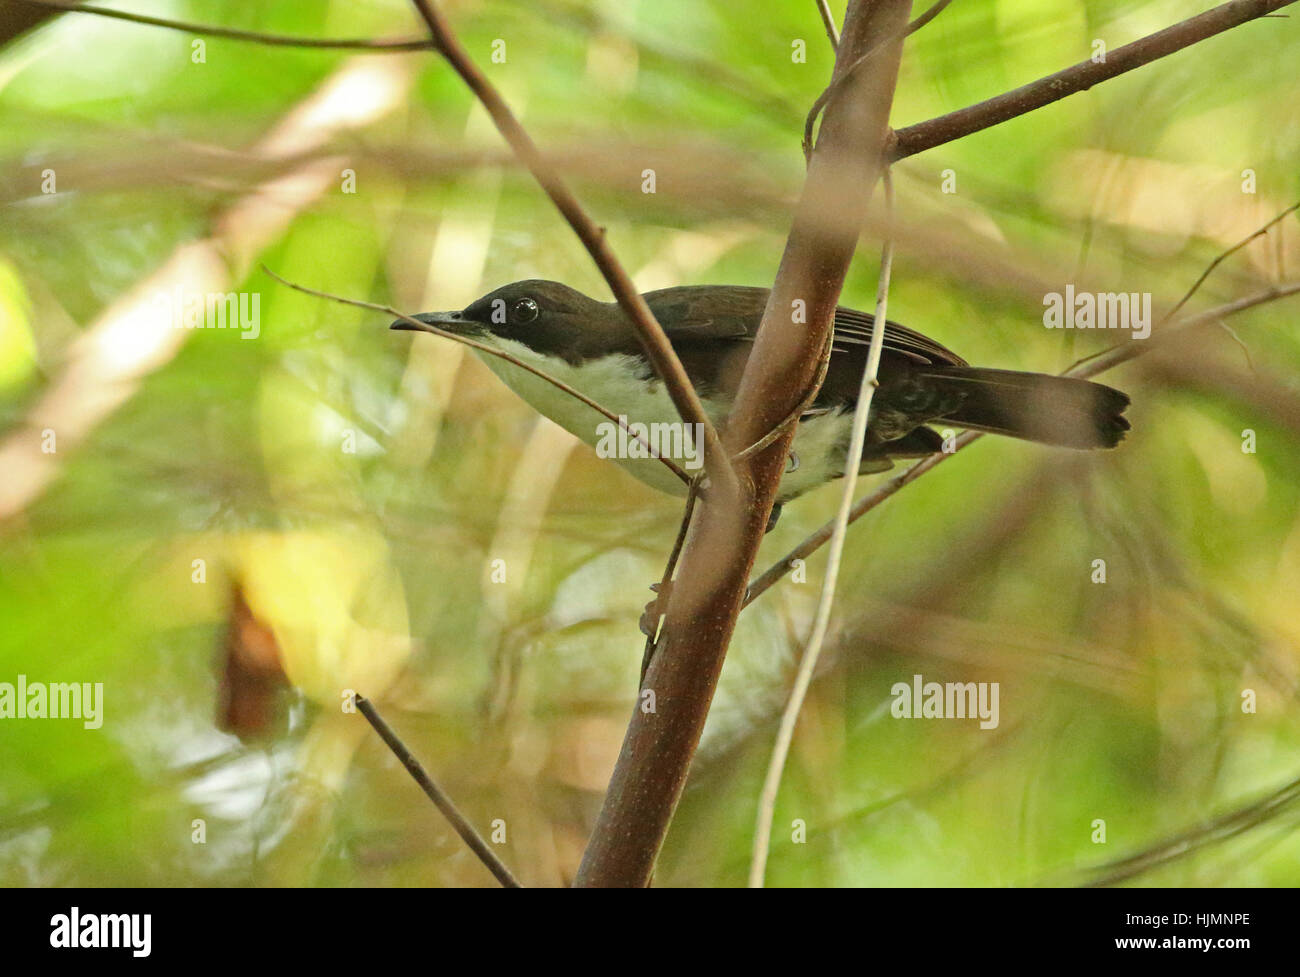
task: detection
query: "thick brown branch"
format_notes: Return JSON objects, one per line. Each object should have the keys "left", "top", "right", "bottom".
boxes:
{"left": 574, "top": 0, "right": 914, "bottom": 888}
{"left": 891, "top": 0, "right": 1296, "bottom": 160}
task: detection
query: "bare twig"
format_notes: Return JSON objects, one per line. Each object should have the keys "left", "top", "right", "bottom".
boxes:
{"left": 804, "top": 0, "right": 954, "bottom": 158}
{"left": 816, "top": 0, "right": 841, "bottom": 49}
{"left": 354, "top": 694, "right": 522, "bottom": 888}
{"left": 1077, "top": 769, "right": 1300, "bottom": 887}
{"left": 640, "top": 474, "right": 706, "bottom": 682}
{"left": 731, "top": 327, "right": 835, "bottom": 463}
{"left": 1069, "top": 200, "right": 1300, "bottom": 377}
{"left": 891, "top": 0, "right": 1297, "bottom": 161}
{"left": 1064, "top": 281, "right": 1300, "bottom": 379}
{"left": 905, "top": 0, "right": 953, "bottom": 36}
{"left": 1165, "top": 200, "right": 1300, "bottom": 323}
{"left": 261, "top": 266, "right": 692, "bottom": 486}
{"left": 749, "top": 168, "right": 898, "bottom": 887}
{"left": 407, "top": 0, "right": 735, "bottom": 493}
{"left": 9, "top": 0, "right": 434, "bottom": 50}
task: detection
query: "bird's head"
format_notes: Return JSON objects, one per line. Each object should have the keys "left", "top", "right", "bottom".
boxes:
{"left": 391, "top": 280, "right": 626, "bottom": 362}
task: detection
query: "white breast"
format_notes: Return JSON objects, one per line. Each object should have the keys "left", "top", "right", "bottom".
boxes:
{"left": 473, "top": 339, "right": 856, "bottom": 501}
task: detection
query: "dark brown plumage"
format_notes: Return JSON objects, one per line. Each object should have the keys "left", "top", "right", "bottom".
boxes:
{"left": 395, "top": 280, "right": 1131, "bottom": 484}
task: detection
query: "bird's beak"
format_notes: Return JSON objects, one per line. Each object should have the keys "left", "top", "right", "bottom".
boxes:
{"left": 389, "top": 311, "right": 469, "bottom": 334}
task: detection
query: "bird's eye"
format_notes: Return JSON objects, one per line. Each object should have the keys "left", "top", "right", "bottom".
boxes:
{"left": 513, "top": 298, "right": 539, "bottom": 323}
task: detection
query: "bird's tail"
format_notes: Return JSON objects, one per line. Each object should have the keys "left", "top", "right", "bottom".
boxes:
{"left": 918, "top": 367, "right": 1131, "bottom": 448}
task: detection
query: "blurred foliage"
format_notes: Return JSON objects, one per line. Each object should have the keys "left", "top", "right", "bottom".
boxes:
{"left": 1, "top": 0, "right": 1299, "bottom": 887}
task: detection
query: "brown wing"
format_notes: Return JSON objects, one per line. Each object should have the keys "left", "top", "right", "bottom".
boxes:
{"left": 644, "top": 285, "right": 966, "bottom": 366}
{"left": 641, "top": 285, "right": 967, "bottom": 413}
{"left": 830, "top": 306, "right": 967, "bottom": 367}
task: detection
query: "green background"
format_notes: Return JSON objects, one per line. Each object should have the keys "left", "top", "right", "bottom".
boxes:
{"left": 1, "top": 0, "right": 1298, "bottom": 886}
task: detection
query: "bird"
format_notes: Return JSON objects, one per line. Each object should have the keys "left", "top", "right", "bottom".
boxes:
{"left": 392, "top": 279, "right": 1130, "bottom": 524}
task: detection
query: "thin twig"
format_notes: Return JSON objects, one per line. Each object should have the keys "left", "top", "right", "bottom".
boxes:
{"left": 905, "top": 0, "right": 954, "bottom": 36}
{"left": 816, "top": 0, "right": 841, "bottom": 50}
{"left": 890, "top": 0, "right": 1297, "bottom": 161}
{"left": 1065, "top": 281, "right": 1300, "bottom": 380}
{"left": 1069, "top": 200, "right": 1299, "bottom": 376}
{"left": 10, "top": 0, "right": 434, "bottom": 50}
{"left": 731, "top": 327, "right": 835, "bottom": 463}
{"left": 1163, "top": 200, "right": 1299, "bottom": 324}
{"left": 1076, "top": 769, "right": 1300, "bottom": 887}
{"left": 742, "top": 282, "right": 1300, "bottom": 607}
{"left": 354, "top": 694, "right": 522, "bottom": 888}
{"left": 407, "top": 0, "right": 736, "bottom": 495}
{"left": 804, "top": 0, "right": 954, "bottom": 159}
{"left": 640, "top": 474, "right": 706, "bottom": 683}
{"left": 748, "top": 169, "right": 897, "bottom": 888}
{"left": 261, "top": 266, "right": 691, "bottom": 486}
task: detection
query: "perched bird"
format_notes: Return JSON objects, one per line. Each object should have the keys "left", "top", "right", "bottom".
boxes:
{"left": 392, "top": 280, "right": 1129, "bottom": 520}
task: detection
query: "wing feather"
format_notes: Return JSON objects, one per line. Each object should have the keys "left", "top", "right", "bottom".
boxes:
{"left": 643, "top": 285, "right": 967, "bottom": 366}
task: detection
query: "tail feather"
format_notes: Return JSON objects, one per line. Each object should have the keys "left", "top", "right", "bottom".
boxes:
{"left": 919, "top": 367, "right": 1130, "bottom": 449}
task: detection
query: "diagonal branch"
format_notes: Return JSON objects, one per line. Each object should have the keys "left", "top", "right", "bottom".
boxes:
{"left": 261, "top": 267, "right": 693, "bottom": 486}
{"left": 804, "top": 0, "right": 954, "bottom": 158}
{"left": 355, "top": 695, "right": 522, "bottom": 888}
{"left": 1165, "top": 201, "right": 1300, "bottom": 324}
{"left": 890, "top": 0, "right": 1297, "bottom": 161}
{"left": 407, "top": 0, "right": 735, "bottom": 492}
{"left": 1077, "top": 768, "right": 1300, "bottom": 886}
{"left": 816, "top": 0, "right": 841, "bottom": 50}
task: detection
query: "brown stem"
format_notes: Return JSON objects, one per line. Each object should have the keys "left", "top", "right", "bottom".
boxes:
{"left": 9, "top": 0, "right": 435, "bottom": 50}
{"left": 574, "top": 0, "right": 914, "bottom": 888}
{"left": 890, "top": 0, "right": 1297, "bottom": 161}
{"left": 639, "top": 475, "right": 706, "bottom": 683}
{"left": 261, "top": 266, "right": 692, "bottom": 486}
{"left": 816, "top": 0, "right": 841, "bottom": 50}
{"left": 803, "top": 0, "right": 954, "bottom": 159}
{"left": 1164, "top": 201, "right": 1299, "bottom": 324}
{"left": 355, "top": 695, "right": 522, "bottom": 888}
{"left": 1079, "top": 769, "right": 1300, "bottom": 887}
{"left": 407, "top": 0, "right": 735, "bottom": 493}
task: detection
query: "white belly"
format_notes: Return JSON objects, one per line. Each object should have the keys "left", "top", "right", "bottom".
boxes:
{"left": 474, "top": 339, "right": 856, "bottom": 501}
